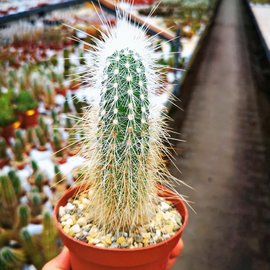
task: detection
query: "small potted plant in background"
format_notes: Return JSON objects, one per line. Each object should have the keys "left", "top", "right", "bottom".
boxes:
{"left": 11, "top": 139, "right": 28, "bottom": 170}
{"left": 54, "top": 19, "right": 188, "bottom": 270}
{"left": 51, "top": 132, "right": 67, "bottom": 164}
{"left": 0, "top": 95, "right": 20, "bottom": 142}
{"left": 0, "top": 137, "right": 9, "bottom": 168}
{"left": 35, "top": 127, "right": 48, "bottom": 152}
{"left": 15, "top": 90, "right": 39, "bottom": 128}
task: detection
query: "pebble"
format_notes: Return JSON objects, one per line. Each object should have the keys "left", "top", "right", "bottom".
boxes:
{"left": 59, "top": 194, "right": 182, "bottom": 249}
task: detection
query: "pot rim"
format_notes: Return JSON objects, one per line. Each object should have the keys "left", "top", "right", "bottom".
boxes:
{"left": 54, "top": 184, "right": 188, "bottom": 252}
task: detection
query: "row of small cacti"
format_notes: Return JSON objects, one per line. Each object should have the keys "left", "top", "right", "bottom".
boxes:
{"left": 0, "top": 172, "right": 60, "bottom": 269}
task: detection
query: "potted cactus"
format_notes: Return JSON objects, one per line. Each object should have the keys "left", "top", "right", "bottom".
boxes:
{"left": 15, "top": 91, "right": 39, "bottom": 128}
{"left": 0, "top": 137, "right": 9, "bottom": 168}
{"left": 0, "top": 95, "right": 20, "bottom": 142}
{"left": 54, "top": 19, "right": 188, "bottom": 270}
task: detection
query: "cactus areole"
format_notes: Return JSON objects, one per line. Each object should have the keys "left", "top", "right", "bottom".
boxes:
{"left": 56, "top": 18, "right": 188, "bottom": 270}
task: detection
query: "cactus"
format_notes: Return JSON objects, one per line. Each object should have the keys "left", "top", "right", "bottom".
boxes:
{"left": 38, "top": 116, "right": 46, "bottom": 130}
{"left": 15, "top": 130, "right": 25, "bottom": 151}
{"left": 51, "top": 109, "right": 59, "bottom": 125}
{"left": 8, "top": 170, "right": 21, "bottom": 197}
{"left": 0, "top": 247, "right": 25, "bottom": 270}
{"left": 52, "top": 132, "right": 64, "bottom": 158}
{"left": 12, "top": 139, "right": 24, "bottom": 162}
{"left": 63, "top": 48, "right": 70, "bottom": 77}
{"left": 74, "top": 18, "right": 181, "bottom": 233}
{"left": 20, "top": 228, "right": 44, "bottom": 269}
{"left": 63, "top": 97, "right": 71, "bottom": 114}
{"left": 35, "top": 173, "right": 44, "bottom": 192}
{"left": 35, "top": 127, "right": 46, "bottom": 148}
{"left": 14, "top": 205, "right": 30, "bottom": 230}
{"left": 0, "top": 176, "right": 18, "bottom": 228}
{"left": 31, "top": 160, "right": 39, "bottom": 174}
{"left": 0, "top": 138, "right": 8, "bottom": 159}
{"left": 29, "top": 191, "right": 42, "bottom": 217}
{"left": 65, "top": 117, "right": 72, "bottom": 130}
{"left": 26, "top": 128, "right": 34, "bottom": 145}
{"left": 41, "top": 211, "right": 59, "bottom": 261}
{"left": 54, "top": 164, "right": 63, "bottom": 184}
{"left": 44, "top": 86, "right": 55, "bottom": 109}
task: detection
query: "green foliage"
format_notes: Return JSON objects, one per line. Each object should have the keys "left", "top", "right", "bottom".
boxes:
{"left": 0, "top": 95, "right": 17, "bottom": 127}
{"left": 15, "top": 91, "right": 38, "bottom": 112}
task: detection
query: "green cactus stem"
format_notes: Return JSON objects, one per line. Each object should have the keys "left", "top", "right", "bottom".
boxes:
{"left": 38, "top": 116, "right": 45, "bottom": 130}
{"left": 35, "top": 174, "right": 44, "bottom": 192}
{"left": 51, "top": 109, "right": 59, "bottom": 125}
{"left": 8, "top": 170, "right": 21, "bottom": 197}
{"left": 20, "top": 228, "right": 43, "bottom": 269}
{"left": 13, "top": 139, "right": 24, "bottom": 162}
{"left": 0, "top": 138, "right": 8, "bottom": 160}
{"left": 31, "top": 160, "right": 39, "bottom": 174}
{"left": 63, "top": 49, "right": 70, "bottom": 77}
{"left": 79, "top": 51, "right": 86, "bottom": 65}
{"left": 54, "top": 164, "right": 63, "bottom": 184}
{"left": 63, "top": 97, "right": 71, "bottom": 114}
{"left": 0, "top": 247, "right": 25, "bottom": 270}
{"left": 14, "top": 205, "right": 30, "bottom": 230}
{"left": 0, "top": 175, "right": 18, "bottom": 228}
{"left": 0, "top": 175, "right": 18, "bottom": 209}
{"left": 88, "top": 48, "right": 155, "bottom": 231}
{"left": 53, "top": 132, "right": 64, "bottom": 158}
{"left": 15, "top": 130, "right": 25, "bottom": 149}
{"left": 26, "top": 128, "right": 34, "bottom": 145}
{"left": 35, "top": 127, "right": 46, "bottom": 148}
{"left": 41, "top": 211, "right": 59, "bottom": 261}
{"left": 29, "top": 191, "right": 42, "bottom": 217}
{"left": 65, "top": 118, "right": 72, "bottom": 130}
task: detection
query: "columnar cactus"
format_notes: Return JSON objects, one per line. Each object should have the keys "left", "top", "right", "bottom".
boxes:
{"left": 41, "top": 211, "right": 59, "bottom": 261}
{"left": 12, "top": 139, "right": 24, "bottom": 162}
{"left": 78, "top": 20, "right": 175, "bottom": 232}
{"left": 0, "top": 247, "right": 25, "bottom": 270}
{"left": 0, "top": 176, "right": 18, "bottom": 228}
{"left": 8, "top": 170, "right": 21, "bottom": 197}
{"left": 14, "top": 205, "right": 30, "bottom": 230}
{"left": 20, "top": 229, "right": 43, "bottom": 269}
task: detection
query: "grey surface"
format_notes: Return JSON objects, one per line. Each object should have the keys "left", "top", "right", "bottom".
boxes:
{"left": 170, "top": 0, "right": 270, "bottom": 269}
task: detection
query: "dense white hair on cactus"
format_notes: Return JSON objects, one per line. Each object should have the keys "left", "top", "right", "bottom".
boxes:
{"left": 66, "top": 7, "right": 190, "bottom": 233}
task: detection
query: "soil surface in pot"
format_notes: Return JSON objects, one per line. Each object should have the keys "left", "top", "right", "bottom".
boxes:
{"left": 58, "top": 190, "right": 182, "bottom": 249}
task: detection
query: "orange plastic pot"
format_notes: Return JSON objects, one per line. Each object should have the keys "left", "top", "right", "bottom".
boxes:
{"left": 54, "top": 185, "right": 188, "bottom": 270}
{"left": 0, "top": 120, "right": 21, "bottom": 143}
{"left": 18, "top": 108, "right": 39, "bottom": 128}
